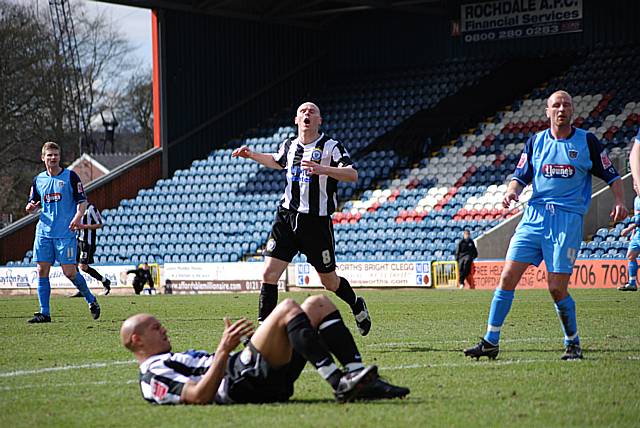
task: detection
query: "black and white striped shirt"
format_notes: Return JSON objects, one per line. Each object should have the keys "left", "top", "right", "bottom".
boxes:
{"left": 139, "top": 350, "right": 224, "bottom": 405}
{"left": 78, "top": 204, "right": 102, "bottom": 245}
{"left": 272, "top": 133, "right": 355, "bottom": 216}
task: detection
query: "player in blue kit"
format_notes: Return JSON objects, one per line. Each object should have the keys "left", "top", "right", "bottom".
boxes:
{"left": 25, "top": 142, "right": 100, "bottom": 323}
{"left": 464, "top": 91, "right": 627, "bottom": 360}
{"left": 619, "top": 196, "right": 640, "bottom": 291}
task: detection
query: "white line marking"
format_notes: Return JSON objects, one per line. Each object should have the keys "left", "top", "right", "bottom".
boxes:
{"left": 0, "top": 360, "right": 135, "bottom": 378}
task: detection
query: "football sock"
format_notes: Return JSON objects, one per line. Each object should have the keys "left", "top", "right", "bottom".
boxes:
{"left": 483, "top": 289, "right": 515, "bottom": 345}
{"left": 258, "top": 283, "right": 278, "bottom": 322}
{"left": 629, "top": 260, "right": 637, "bottom": 286}
{"left": 335, "top": 277, "right": 358, "bottom": 311}
{"left": 287, "top": 312, "right": 341, "bottom": 389}
{"left": 84, "top": 266, "right": 104, "bottom": 282}
{"left": 37, "top": 277, "right": 51, "bottom": 316}
{"left": 72, "top": 273, "right": 96, "bottom": 305}
{"left": 555, "top": 294, "right": 580, "bottom": 346}
{"left": 318, "top": 310, "right": 364, "bottom": 372}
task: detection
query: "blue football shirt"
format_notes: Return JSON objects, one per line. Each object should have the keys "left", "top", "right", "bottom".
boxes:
{"left": 512, "top": 128, "right": 620, "bottom": 215}
{"left": 28, "top": 169, "right": 87, "bottom": 238}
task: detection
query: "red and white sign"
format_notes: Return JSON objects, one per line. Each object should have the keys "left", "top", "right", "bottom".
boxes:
{"left": 472, "top": 260, "right": 628, "bottom": 289}
{"left": 295, "top": 261, "right": 431, "bottom": 288}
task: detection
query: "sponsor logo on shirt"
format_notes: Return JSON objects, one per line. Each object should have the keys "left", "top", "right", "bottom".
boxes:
{"left": 542, "top": 164, "right": 575, "bottom": 178}
{"left": 600, "top": 151, "right": 612, "bottom": 169}
{"left": 44, "top": 193, "right": 62, "bottom": 203}
{"left": 151, "top": 379, "right": 169, "bottom": 400}
{"left": 517, "top": 153, "right": 527, "bottom": 168}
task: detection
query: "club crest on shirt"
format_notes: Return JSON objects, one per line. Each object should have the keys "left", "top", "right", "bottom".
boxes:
{"left": 542, "top": 164, "right": 575, "bottom": 178}
{"left": 568, "top": 149, "right": 578, "bottom": 159}
{"left": 311, "top": 148, "right": 322, "bottom": 162}
{"left": 600, "top": 151, "right": 612, "bottom": 169}
{"left": 151, "top": 379, "right": 169, "bottom": 400}
{"left": 517, "top": 153, "right": 527, "bottom": 169}
{"left": 56, "top": 180, "right": 65, "bottom": 188}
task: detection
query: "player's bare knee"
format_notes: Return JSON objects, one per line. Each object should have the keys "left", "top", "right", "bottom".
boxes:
{"left": 627, "top": 252, "right": 637, "bottom": 262}
{"left": 301, "top": 295, "right": 335, "bottom": 326}
{"left": 79, "top": 264, "right": 89, "bottom": 272}
{"left": 278, "top": 298, "right": 303, "bottom": 320}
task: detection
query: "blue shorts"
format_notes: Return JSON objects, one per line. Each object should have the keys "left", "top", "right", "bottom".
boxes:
{"left": 33, "top": 237, "right": 77, "bottom": 265}
{"left": 506, "top": 204, "right": 582, "bottom": 274}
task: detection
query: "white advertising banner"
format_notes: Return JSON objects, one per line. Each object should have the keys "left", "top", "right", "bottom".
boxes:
{"left": 294, "top": 261, "right": 432, "bottom": 288}
{"left": 163, "top": 262, "right": 286, "bottom": 293}
{"left": 459, "top": 0, "right": 582, "bottom": 42}
{"left": 0, "top": 265, "right": 135, "bottom": 289}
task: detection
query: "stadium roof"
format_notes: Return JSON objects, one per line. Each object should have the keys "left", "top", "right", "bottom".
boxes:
{"left": 97, "top": 0, "right": 450, "bottom": 28}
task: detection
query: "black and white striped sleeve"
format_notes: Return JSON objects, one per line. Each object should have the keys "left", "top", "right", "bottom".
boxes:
{"left": 331, "top": 141, "right": 355, "bottom": 168}
{"left": 140, "top": 358, "right": 189, "bottom": 405}
{"left": 86, "top": 205, "right": 102, "bottom": 226}
{"left": 272, "top": 138, "right": 292, "bottom": 168}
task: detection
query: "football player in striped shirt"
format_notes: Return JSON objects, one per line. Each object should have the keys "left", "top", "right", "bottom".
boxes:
{"left": 71, "top": 202, "right": 111, "bottom": 297}
{"left": 121, "top": 295, "right": 409, "bottom": 405}
{"left": 26, "top": 142, "right": 100, "bottom": 323}
{"left": 232, "top": 102, "right": 371, "bottom": 336}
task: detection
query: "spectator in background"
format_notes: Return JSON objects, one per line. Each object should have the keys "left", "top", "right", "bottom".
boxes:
{"left": 456, "top": 229, "right": 478, "bottom": 289}
{"left": 71, "top": 201, "right": 111, "bottom": 297}
{"left": 127, "top": 262, "right": 155, "bottom": 295}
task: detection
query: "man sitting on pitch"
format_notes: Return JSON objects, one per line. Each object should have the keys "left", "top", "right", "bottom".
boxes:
{"left": 121, "top": 295, "right": 409, "bottom": 405}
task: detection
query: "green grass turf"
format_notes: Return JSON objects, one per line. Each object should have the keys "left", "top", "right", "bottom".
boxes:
{"left": 1, "top": 289, "right": 639, "bottom": 427}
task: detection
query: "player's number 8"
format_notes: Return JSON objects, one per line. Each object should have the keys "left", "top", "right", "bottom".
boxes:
{"left": 321, "top": 250, "right": 331, "bottom": 265}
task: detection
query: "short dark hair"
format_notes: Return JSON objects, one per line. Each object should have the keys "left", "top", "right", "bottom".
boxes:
{"left": 463, "top": 229, "right": 471, "bottom": 234}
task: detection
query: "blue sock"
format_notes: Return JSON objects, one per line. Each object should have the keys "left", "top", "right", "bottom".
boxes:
{"left": 72, "top": 273, "right": 96, "bottom": 305}
{"left": 37, "top": 277, "right": 51, "bottom": 316}
{"left": 483, "top": 289, "right": 515, "bottom": 345}
{"left": 629, "top": 260, "right": 637, "bottom": 286}
{"left": 555, "top": 295, "right": 580, "bottom": 346}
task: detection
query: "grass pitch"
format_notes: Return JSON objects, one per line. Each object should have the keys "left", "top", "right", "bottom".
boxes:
{"left": 1, "top": 289, "right": 639, "bottom": 427}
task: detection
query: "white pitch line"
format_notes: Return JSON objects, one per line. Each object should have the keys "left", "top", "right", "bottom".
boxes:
{"left": 0, "top": 359, "right": 135, "bottom": 378}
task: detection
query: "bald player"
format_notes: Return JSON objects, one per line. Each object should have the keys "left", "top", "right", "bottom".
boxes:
{"left": 231, "top": 102, "right": 372, "bottom": 336}
{"left": 464, "top": 90, "right": 627, "bottom": 361}
{"left": 121, "top": 295, "right": 409, "bottom": 405}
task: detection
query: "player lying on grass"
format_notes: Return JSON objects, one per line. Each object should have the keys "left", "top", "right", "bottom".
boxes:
{"left": 121, "top": 295, "right": 409, "bottom": 405}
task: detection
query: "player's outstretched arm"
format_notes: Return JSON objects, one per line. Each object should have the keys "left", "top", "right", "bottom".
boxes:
{"left": 502, "top": 180, "right": 524, "bottom": 209}
{"left": 180, "top": 318, "right": 254, "bottom": 405}
{"left": 621, "top": 224, "right": 636, "bottom": 237}
{"left": 608, "top": 179, "right": 628, "bottom": 223}
{"left": 231, "top": 146, "right": 283, "bottom": 170}
{"left": 300, "top": 161, "right": 358, "bottom": 182}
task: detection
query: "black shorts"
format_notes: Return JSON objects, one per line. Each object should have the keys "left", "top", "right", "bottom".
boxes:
{"left": 76, "top": 241, "right": 95, "bottom": 264}
{"left": 263, "top": 206, "right": 336, "bottom": 273}
{"left": 218, "top": 343, "right": 305, "bottom": 404}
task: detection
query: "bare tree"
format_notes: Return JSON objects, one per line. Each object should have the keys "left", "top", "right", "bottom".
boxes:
{"left": 0, "top": 0, "right": 135, "bottom": 224}
{"left": 120, "top": 69, "right": 153, "bottom": 150}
